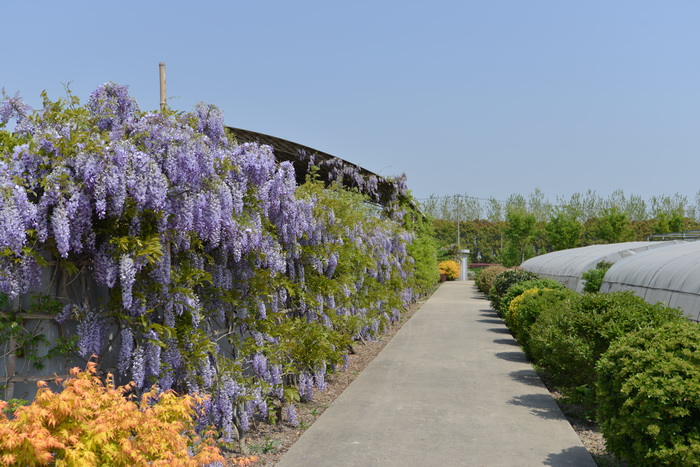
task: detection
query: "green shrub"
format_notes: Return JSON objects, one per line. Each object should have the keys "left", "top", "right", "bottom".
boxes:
{"left": 501, "top": 278, "right": 564, "bottom": 323}
{"left": 528, "top": 291, "right": 683, "bottom": 389}
{"left": 581, "top": 261, "right": 613, "bottom": 293}
{"left": 508, "top": 287, "right": 578, "bottom": 352}
{"left": 475, "top": 265, "right": 507, "bottom": 295}
{"left": 488, "top": 269, "right": 539, "bottom": 314}
{"left": 596, "top": 320, "right": 700, "bottom": 465}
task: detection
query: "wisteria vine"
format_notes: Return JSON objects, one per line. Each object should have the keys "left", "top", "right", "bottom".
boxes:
{"left": 0, "top": 84, "right": 431, "bottom": 446}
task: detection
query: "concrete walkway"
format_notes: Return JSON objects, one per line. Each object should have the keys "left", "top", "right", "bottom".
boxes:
{"left": 276, "top": 281, "right": 596, "bottom": 467}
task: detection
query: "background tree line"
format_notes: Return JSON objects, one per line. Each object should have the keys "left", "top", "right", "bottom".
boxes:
{"left": 423, "top": 189, "right": 700, "bottom": 267}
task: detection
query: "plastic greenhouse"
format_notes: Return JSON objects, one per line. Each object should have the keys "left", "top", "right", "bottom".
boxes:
{"left": 520, "top": 241, "right": 680, "bottom": 293}
{"left": 600, "top": 241, "right": 700, "bottom": 322}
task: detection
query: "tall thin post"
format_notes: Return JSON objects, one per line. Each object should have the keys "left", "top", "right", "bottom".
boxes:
{"left": 456, "top": 195, "right": 461, "bottom": 251}
{"left": 159, "top": 62, "right": 167, "bottom": 112}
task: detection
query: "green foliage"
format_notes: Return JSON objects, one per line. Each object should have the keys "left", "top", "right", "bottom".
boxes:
{"left": 652, "top": 210, "right": 685, "bottom": 234}
{"left": 403, "top": 202, "right": 439, "bottom": 294}
{"left": 500, "top": 278, "right": 564, "bottom": 325}
{"left": 581, "top": 261, "right": 613, "bottom": 293}
{"left": 592, "top": 207, "right": 633, "bottom": 244}
{"left": 500, "top": 207, "right": 537, "bottom": 267}
{"left": 545, "top": 207, "right": 583, "bottom": 250}
{"left": 475, "top": 265, "right": 507, "bottom": 295}
{"left": 424, "top": 190, "right": 700, "bottom": 263}
{"left": 528, "top": 291, "right": 683, "bottom": 390}
{"left": 1, "top": 399, "right": 28, "bottom": 416}
{"left": 431, "top": 219, "right": 505, "bottom": 264}
{"left": 596, "top": 321, "right": 700, "bottom": 465}
{"left": 270, "top": 318, "right": 348, "bottom": 375}
{"left": 249, "top": 436, "right": 279, "bottom": 454}
{"left": 0, "top": 294, "right": 65, "bottom": 370}
{"left": 488, "top": 269, "right": 539, "bottom": 314}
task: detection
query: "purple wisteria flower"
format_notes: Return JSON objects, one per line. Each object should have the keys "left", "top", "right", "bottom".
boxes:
{"left": 0, "top": 90, "right": 31, "bottom": 125}
{"left": 76, "top": 310, "right": 106, "bottom": 359}
{"left": 119, "top": 255, "right": 136, "bottom": 310}
{"left": 118, "top": 327, "right": 134, "bottom": 373}
{"left": 284, "top": 404, "right": 299, "bottom": 427}
{"left": 131, "top": 345, "right": 146, "bottom": 389}
{"left": 87, "top": 83, "right": 139, "bottom": 131}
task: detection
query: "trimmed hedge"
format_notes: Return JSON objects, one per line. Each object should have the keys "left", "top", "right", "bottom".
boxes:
{"left": 596, "top": 320, "right": 700, "bottom": 465}
{"left": 528, "top": 291, "right": 684, "bottom": 389}
{"left": 488, "top": 269, "right": 539, "bottom": 315}
{"left": 501, "top": 278, "right": 564, "bottom": 322}
{"left": 475, "top": 265, "right": 507, "bottom": 295}
{"left": 507, "top": 287, "right": 577, "bottom": 352}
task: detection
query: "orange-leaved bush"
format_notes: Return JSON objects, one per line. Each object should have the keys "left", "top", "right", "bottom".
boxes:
{"left": 438, "top": 260, "right": 460, "bottom": 280}
{"left": 0, "top": 362, "right": 223, "bottom": 466}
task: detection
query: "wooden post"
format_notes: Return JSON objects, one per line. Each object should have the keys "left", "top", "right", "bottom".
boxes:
{"left": 4, "top": 295, "right": 20, "bottom": 400}
{"left": 5, "top": 337, "right": 17, "bottom": 401}
{"left": 159, "top": 62, "right": 167, "bottom": 112}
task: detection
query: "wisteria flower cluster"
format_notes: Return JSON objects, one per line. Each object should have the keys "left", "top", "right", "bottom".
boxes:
{"left": 0, "top": 84, "right": 425, "bottom": 443}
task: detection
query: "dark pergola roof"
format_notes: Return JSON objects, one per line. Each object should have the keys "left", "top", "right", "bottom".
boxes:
{"left": 226, "top": 126, "right": 406, "bottom": 208}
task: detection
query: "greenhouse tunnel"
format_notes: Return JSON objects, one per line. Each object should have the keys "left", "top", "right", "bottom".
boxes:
{"left": 519, "top": 241, "right": 680, "bottom": 293}
{"left": 600, "top": 240, "right": 700, "bottom": 322}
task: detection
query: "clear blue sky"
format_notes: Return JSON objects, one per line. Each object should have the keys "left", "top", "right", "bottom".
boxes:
{"left": 4, "top": 1, "right": 700, "bottom": 203}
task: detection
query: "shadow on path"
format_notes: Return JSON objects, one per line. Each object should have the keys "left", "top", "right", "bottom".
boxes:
{"left": 509, "top": 369, "right": 545, "bottom": 387}
{"left": 495, "top": 351, "right": 529, "bottom": 363}
{"left": 477, "top": 318, "right": 503, "bottom": 325}
{"left": 479, "top": 309, "right": 498, "bottom": 316}
{"left": 488, "top": 327, "right": 513, "bottom": 335}
{"left": 544, "top": 446, "right": 594, "bottom": 466}
{"left": 493, "top": 338, "right": 519, "bottom": 346}
{"left": 508, "top": 393, "right": 565, "bottom": 420}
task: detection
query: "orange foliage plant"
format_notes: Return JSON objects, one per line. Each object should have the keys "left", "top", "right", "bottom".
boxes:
{"left": 0, "top": 362, "right": 224, "bottom": 466}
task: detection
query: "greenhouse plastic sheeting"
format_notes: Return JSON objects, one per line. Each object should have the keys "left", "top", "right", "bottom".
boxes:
{"left": 600, "top": 241, "right": 700, "bottom": 322}
{"left": 520, "top": 241, "right": 679, "bottom": 293}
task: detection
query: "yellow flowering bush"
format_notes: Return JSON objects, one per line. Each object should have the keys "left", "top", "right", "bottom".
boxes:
{"left": 438, "top": 260, "right": 460, "bottom": 280}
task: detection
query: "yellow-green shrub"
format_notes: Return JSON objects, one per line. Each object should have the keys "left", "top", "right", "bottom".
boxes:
{"left": 0, "top": 362, "right": 223, "bottom": 466}
{"left": 438, "top": 260, "right": 460, "bottom": 280}
{"left": 507, "top": 287, "right": 542, "bottom": 328}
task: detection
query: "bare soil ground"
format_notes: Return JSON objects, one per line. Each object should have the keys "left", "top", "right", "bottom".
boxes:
{"left": 222, "top": 293, "right": 625, "bottom": 466}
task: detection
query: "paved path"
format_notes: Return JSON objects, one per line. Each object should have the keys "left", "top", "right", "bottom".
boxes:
{"left": 277, "top": 281, "right": 596, "bottom": 467}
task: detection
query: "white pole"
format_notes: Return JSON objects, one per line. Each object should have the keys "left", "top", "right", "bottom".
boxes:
{"left": 461, "top": 249, "right": 470, "bottom": 281}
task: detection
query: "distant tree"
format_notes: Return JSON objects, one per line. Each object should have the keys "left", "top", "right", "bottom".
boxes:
{"left": 486, "top": 197, "right": 504, "bottom": 222}
{"left": 545, "top": 206, "right": 583, "bottom": 251}
{"left": 528, "top": 188, "right": 552, "bottom": 222}
{"left": 652, "top": 211, "right": 685, "bottom": 235}
{"left": 593, "top": 207, "right": 633, "bottom": 243}
{"left": 467, "top": 220, "right": 505, "bottom": 263}
{"left": 501, "top": 206, "right": 537, "bottom": 266}
{"left": 649, "top": 194, "right": 687, "bottom": 235}
{"left": 623, "top": 193, "right": 648, "bottom": 220}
